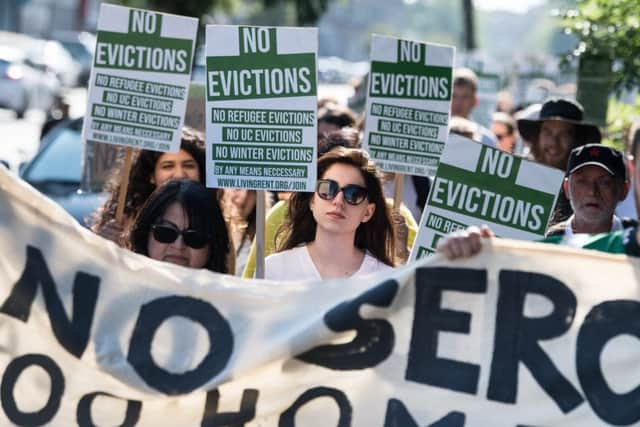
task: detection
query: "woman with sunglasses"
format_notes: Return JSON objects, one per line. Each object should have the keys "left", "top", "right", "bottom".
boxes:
{"left": 92, "top": 127, "right": 206, "bottom": 245}
{"left": 125, "top": 179, "right": 231, "bottom": 273}
{"left": 265, "top": 147, "right": 395, "bottom": 280}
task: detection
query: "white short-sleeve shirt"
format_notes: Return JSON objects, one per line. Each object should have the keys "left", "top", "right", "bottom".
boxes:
{"left": 264, "top": 245, "right": 392, "bottom": 281}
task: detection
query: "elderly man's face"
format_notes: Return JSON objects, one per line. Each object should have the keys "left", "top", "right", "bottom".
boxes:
{"left": 538, "top": 120, "right": 575, "bottom": 170}
{"left": 565, "top": 165, "right": 626, "bottom": 230}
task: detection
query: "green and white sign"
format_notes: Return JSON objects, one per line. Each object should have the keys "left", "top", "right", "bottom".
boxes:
{"left": 206, "top": 25, "right": 317, "bottom": 191}
{"left": 410, "top": 134, "right": 565, "bottom": 260}
{"left": 82, "top": 4, "right": 197, "bottom": 153}
{"left": 363, "top": 35, "right": 454, "bottom": 177}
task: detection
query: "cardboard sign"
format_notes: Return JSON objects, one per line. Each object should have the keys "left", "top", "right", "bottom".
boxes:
{"left": 411, "top": 134, "right": 565, "bottom": 259}
{"left": 1, "top": 166, "right": 640, "bottom": 426}
{"left": 205, "top": 25, "right": 318, "bottom": 191}
{"left": 362, "top": 35, "right": 455, "bottom": 177}
{"left": 82, "top": 5, "right": 197, "bottom": 152}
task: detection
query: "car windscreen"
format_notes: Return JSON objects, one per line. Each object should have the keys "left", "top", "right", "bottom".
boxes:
{"left": 24, "top": 128, "right": 82, "bottom": 183}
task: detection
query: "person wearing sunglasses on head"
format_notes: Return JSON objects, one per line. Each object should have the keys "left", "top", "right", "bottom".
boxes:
{"left": 125, "top": 179, "right": 232, "bottom": 273}
{"left": 265, "top": 147, "right": 395, "bottom": 280}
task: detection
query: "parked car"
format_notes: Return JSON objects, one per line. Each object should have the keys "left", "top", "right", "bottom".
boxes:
{"left": 20, "top": 118, "right": 108, "bottom": 227}
{"left": 52, "top": 31, "right": 96, "bottom": 86}
{"left": 27, "top": 39, "right": 82, "bottom": 88}
{"left": 0, "top": 45, "right": 60, "bottom": 117}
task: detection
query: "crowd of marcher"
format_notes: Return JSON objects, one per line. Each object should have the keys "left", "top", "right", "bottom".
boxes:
{"left": 82, "top": 66, "right": 640, "bottom": 280}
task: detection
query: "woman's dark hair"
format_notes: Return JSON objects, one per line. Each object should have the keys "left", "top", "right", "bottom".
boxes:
{"left": 317, "top": 127, "right": 361, "bottom": 156}
{"left": 277, "top": 147, "right": 395, "bottom": 266}
{"left": 92, "top": 127, "right": 206, "bottom": 236}
{"left": 317, "top": 102, "right": 358, "bottom": 129}
{"left": 125, "top": 179, "right": 231, "bottom": 274}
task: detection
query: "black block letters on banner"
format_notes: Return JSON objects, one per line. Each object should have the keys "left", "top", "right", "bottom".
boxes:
{"left": 384, "top": 399, "right": 466, "bottom": 427}
{"left": 201, "top": 388, "right": 259, "bottom": 427}
{"left": 488, "top": 270, "right": 584, "bottom": 413}
{"left": 76, "top": 392, "right": 142, "bottom": 427}
{"left": 0, "top": 245, "right": 100, "bottom": 358}
{"left": 1, "top": 354, "right": 64, "bottom": 426}
{"left": 406, "top": 267, "right": 486, "bottom": 394}
{"left": 127, "top": 295, "right": 233, "bottom": 395}
{"left": 577, "top": 300, "right": 640, "bottom": 425}
{"left": 279, "top": 386, "right": 352, "bottom": 427}
{"left": 296, "top": 279, "right": 398, "bottom": 369}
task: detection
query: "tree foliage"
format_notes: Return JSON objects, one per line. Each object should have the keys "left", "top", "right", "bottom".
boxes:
{"left": 560, "top": 0, "right": 640, "bottom": 90}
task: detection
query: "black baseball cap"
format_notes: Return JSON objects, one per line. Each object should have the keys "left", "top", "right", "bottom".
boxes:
{"left": 566, "top": 144, "right": 627, "bottom": 179}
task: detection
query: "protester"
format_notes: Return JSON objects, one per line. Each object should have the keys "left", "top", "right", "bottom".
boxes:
{"left": 91, "top": 127, "right": 205, "bottom": 245}
{"left": 125, "top": 179, "right": 232, "bottom": 273}
{"left": 242, "top": 129, "right": 418, "bottom": 278}
{"left": 518, "top": 97, "right": 602, "bottom": 223}
{"left": 437, "top": 143, "right": 640, "bottom": 258}
{"left": 317, "top": 100, "right": 358, "bottom": 138}
{"left": 265, "top": 147, "right": 395, "bottom": 280}
{"left": 451, "top": 68, "right": 496, "bottom": 147}
{"left": 518, "top": 97, "right": 601, "bottom": 170}
{"left": 491, "top": 112, "right": 517, "bottom": 153}
{"left": 545, "top": 144, "right": 635, "bottom": 243}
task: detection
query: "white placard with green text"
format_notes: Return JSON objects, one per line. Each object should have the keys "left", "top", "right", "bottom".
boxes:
{"left": 410, "top": 134, "right": 565, "bottom": 260}
{"left": 206, "top": 25, "right": 318, "bottom": 191}
{"left": 82, "top": 4, "right": 197, "bottom": 153}
{"left": 363, "top": 35, "right": 455, "bottom": 177}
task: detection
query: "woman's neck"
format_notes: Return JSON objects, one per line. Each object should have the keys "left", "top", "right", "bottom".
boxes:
{"left": 307, "top": 230, "right": 364, "bottom": 279}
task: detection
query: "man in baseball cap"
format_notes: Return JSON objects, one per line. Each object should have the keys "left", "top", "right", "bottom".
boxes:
{"left": 544, "top": 144, "right": 633, "bottom": 241}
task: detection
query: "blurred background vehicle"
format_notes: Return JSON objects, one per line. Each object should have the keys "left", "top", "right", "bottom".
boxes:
{"left": 51, "top": 30, "right": 96, "bottom": 86}
{"left": 0, "top": 30, "right": 81, "bottom": 88}
{"left": 0, "top": 44, "right": 61, "bottom": 118}
{"left": 20, "top": 117, "right": 108, "bottom": 226}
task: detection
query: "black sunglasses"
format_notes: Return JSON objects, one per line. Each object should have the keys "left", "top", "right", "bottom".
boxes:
{"left": 151, "top": 223, "right": 208, "bottom": 249}
{"left": 316, "top": 179, "right": 368, "bottom": 205}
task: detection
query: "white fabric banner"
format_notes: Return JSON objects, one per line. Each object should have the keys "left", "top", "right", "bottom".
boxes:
{"left": 1, "top": 166, "right": 639, "bottom": 426}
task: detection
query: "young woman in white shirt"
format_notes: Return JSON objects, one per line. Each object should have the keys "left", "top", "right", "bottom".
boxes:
{"left": 265, "top": 147, "right": 395, "bottom": 280}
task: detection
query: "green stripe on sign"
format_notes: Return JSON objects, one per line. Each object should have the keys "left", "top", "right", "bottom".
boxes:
{"left": 475, "top": 145, "right": 520, "bottom": 183}
{"left": 206, "top": 53, "right": 317, "bottom": 101}
{"left": 221, "top": 126, "right": 303, "bottom": 144}
{"left": 368, "top": 132, "right": 444, "bottom": 155}
{"left": 212, "top": 144, "right": 314, "bottom": 163}
{"left": 370, "top": 102, "right": 448, "bottom": 125}
{"left": 369, "top": 61, "right": 452, "bottom": 100}
{"left": 214, "top": 162, "right": 308, "bottom": 178}
{"left": 211, "top": 108, "right": 315, "bottom": 126}
{"left": 424, "top": 212, "right": 467, "bottom": 234}
{"left": 95, "top": 31, "right": 193, "bottom": 74}
{"left": 94, "top": 73, "right": 186, "bottom": 99}
{"left": 92, "top": 119, "right": 173, "bottom": 141}
{"left": 369, "top": 148, "right": 440, "bottom": 166}
{"left": 92, "top": 103, "right": 180, "bottom": 129}
{"left": 428, "top": 163, "right": 555, "bottom": 234}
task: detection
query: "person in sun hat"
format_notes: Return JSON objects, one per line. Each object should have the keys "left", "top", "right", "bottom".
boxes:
{"left": 544, "top": 144, "right": 636, "bottom": 244}
{"left": 518, "top": 97, "right": 602, "bottom": 224}
{"left": 518, "top": 97, "right": 602, "bottom": 171}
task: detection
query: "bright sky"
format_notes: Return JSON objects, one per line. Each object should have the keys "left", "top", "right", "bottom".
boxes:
{"left": 474, "top": 0, "right": 546, "bottom": 14}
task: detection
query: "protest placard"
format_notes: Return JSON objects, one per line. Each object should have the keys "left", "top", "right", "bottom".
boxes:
{"left": 410, "top": 134, "right": 565, "bottom": 259}
{"left": 82, "top": 4, "right": 197, "bottom": 153}
{"left": 1, "top": 166, "right": 639, "bottom": 426}
{"left": 206, "top": 25, "right": 318, "bottom": 192}
{"left": 363, "top": 35, "right": 454, "bottom": 177}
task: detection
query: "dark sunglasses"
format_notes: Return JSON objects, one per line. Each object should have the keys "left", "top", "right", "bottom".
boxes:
{"left": 316, "top": 179, "right": 368, "bottom": 205}
{"left": 151, "top": 223, "right": 208, "bottom": 249}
